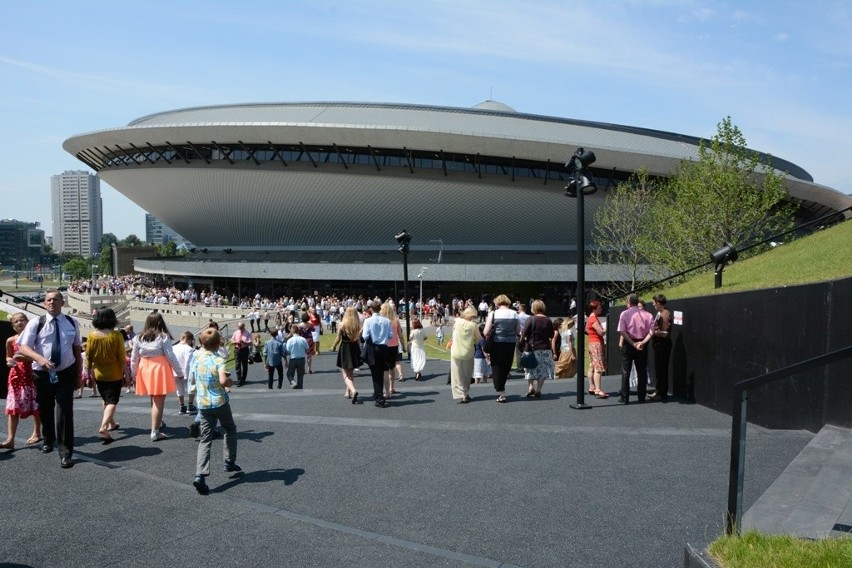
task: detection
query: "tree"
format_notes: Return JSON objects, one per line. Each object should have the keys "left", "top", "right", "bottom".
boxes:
{"left": 590, "top": 169, "right": 660, "bottom": 297}
{"left": 156, "top": 240, "right": 178, "bottom": 257}
{"left": 64, "top": 258, "right": 91, "bottom": 280}
{"left": 101, "top": 233, "right": 118, "bottom": 248}
{"left": 649, "top": 117, "right": 794, "bottom": 273}
{"left": 121, "top": 234, "right": 142, "bottom": 247}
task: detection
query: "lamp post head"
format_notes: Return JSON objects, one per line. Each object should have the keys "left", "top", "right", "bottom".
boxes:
{"left": 564, "top": 147, "right": 598, "bottom": 198}
{"left": 711, "top": 242, "right": 738, "bottom": 266}
{"left": 395, "top": 230, "right": 411, "bottom": 254}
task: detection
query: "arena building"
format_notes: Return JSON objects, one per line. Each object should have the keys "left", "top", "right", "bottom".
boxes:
{"left": 62, "top": 101, "right": 852, "bottom": 297}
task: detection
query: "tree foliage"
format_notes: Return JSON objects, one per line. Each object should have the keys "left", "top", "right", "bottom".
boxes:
{"left": 590, "top": 169, "right": 659, "bottom": 297}
{"left": 64, "top": 258, "right": 92, "bottom": 280}
{"left": 648, "top": 116, "right": 794, "bottom": 273}
{"left": 156, "top": 241, "right": 178, "bottom": 257}
{"left": 120, "top": 234, "right": 142, "bottom": 247}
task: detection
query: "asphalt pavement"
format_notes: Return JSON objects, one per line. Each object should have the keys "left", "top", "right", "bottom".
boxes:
{"left": 0, "top": 353, "right": 812, "bottom": 567}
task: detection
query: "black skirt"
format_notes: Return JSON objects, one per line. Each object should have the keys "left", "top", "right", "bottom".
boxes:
{"left": 337, "top": 340, "right": 362, "bottom": 370}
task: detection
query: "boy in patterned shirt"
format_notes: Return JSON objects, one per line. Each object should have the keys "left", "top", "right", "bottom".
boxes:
{"left": 190, "top": 327, "right": 241, "bottom": 495}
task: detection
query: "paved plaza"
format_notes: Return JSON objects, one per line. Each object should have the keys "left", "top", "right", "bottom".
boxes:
{"left": 0, "top": 353, "right": 812, "bottom": 567}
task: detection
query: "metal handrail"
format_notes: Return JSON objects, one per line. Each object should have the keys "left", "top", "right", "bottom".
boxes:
{"left": 725, "top": 344, "right": 852, "bottom": 535}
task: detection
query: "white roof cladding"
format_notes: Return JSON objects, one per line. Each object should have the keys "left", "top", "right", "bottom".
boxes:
{"left": 66, "top": 101, "right": 811, "bottom": 182}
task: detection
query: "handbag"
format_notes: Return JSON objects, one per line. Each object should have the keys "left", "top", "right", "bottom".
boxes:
{"left": 519, "top": 316, "right": 539, "bottom": 370}
{"left": 483, "top": 312, "right": 495, "bottom": 354}
{"left": 520, "top": 350, "right": 537, "bottom": 369}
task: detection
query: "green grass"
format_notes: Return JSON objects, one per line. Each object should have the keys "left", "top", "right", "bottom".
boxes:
{"left": 709, "top": 531, "right": 852, "bottom": 568}
{"left": 655, "top": 220, "right": 852, "bottom": 300}
{"left": 316, "top": 330, "right": 451, "bottom": 361}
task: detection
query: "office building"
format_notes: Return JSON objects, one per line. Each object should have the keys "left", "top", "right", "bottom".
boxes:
{"left": 50, "top": 170, "right": 103, "bottom": 257}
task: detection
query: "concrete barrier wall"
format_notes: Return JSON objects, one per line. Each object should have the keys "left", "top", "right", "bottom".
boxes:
{"left": 606, "top": 276, "right": 852, "bottom": 432}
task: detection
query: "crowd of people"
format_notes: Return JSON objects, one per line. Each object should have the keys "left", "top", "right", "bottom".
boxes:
{"left": 3, "top": 286, "right": 674, "bottom": 494}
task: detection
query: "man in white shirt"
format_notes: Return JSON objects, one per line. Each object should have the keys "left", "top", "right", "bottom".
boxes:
{"left": 17, "top": 290, "right": 82, "bottom": 468}
{"left": 361, "top": 300, "right": 393, "bottom": 408}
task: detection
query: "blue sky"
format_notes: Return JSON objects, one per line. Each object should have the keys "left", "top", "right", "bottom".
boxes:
{"left": 1, "top": 0, "right": 850, "bottom": 240}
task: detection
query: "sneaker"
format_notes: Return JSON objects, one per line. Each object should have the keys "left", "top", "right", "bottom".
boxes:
{"left": 193, "top": 476, "right": 209, "bottom": 495}
{"left": 188, "top": 404, "right": 198, "bottom": 413}
{"left": 179, "top": 405, "right": 187, "bottom": 414}
{"left": 189, "top": 422, "right": 200, "bottom": 438}
{"left": 224, "top": 460, "right": 242, "bottom": 472}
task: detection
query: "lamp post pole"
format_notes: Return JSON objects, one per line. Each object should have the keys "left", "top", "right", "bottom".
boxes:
{"left": 395, "top": 230, "right": 412, "bottom": 357}
{"left": 572, "top": 184, "right": 589, "bottom": 410}
{"left": 564, "top": 147, "right": 597, "bottom": 411}
{"left": 418, "top": 267, "right": 427, "bottom": 319}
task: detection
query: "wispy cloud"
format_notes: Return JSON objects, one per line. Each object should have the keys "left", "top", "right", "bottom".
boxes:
{"left": 0, "top": 55, "right": 217, "bottom": 103}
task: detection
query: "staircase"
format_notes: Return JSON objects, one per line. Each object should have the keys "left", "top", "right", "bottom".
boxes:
{"left": 742, "top": 425, "right": 852, "bottom": 539}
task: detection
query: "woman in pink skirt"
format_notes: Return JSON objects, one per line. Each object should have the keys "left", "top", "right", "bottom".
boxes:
{"left": 1, "top": 313, "right": 41, "bottom": 449}
{"left": 131, "top": 312, "right": 183, "bottom": 441}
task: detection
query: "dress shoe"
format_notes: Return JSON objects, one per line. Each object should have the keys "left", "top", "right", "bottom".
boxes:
{"left": 60, "top": 456, "right": 74, "bottom": 468}
{"left": 41, "top": 444, "right": 54, "bottom": 454}
{"left": 648, "top": 394, "right": 667, "bottom": 402}
{"left": 374, "top": 398, "right": 388, "bottom": 408}
{"left": 618, "top": 397, "right": 629, "bottom": 405}
{"left": 193, "top": 476, "right": 210, "bottom": 495}
{"left": 223, "top": 460, "right": 242, "bottom": 472}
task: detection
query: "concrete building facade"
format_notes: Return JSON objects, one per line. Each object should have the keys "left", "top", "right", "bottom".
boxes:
{"left": 50, "top": 170, "right": 103, "bottom": 257}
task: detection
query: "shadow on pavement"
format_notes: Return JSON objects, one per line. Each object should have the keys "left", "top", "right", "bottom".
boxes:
{"left": 213, "top": 467, "right": 306, "bottom": 493}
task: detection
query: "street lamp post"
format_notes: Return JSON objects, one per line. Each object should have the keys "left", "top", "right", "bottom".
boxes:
{"left": 417, "top": 267, "right": 428, "bottom": 319}
{"left": 564, "top": 147, "right": 598, "bottom": 410}
{"left": 395, "top": 230, "right": 412, "bottom": 356}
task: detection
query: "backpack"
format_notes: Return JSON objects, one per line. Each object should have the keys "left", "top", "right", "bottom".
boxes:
{"left": 36, "top": 314, "right": 78, "bottom": 334}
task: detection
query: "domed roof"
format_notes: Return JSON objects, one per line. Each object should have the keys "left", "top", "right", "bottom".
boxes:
{"left": 472, "top": 100, "right": 517, "bottom": 113}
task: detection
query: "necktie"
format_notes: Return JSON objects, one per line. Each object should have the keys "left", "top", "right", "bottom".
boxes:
{"left": 50, "top": 318, "right": 61, "bottom": 366}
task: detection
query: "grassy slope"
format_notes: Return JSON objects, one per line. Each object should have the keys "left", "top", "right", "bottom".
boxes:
{"left": 655, "top": 220, "right": 852, "bottom": 300}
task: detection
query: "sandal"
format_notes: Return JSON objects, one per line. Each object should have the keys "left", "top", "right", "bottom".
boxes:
{"left": 595, "top": 391, "right": 609, "bottom": 399}
{"left": 26, "top": 435, "right": 42, "bottom": 445}
{"left": 108, "top": 423, "right": 120, "bottom": 431}
{"left": 496, "top": 396, "right": 507, "bottom": 403}
{"left": 0, "top": 440, "right": 14, "bottom": 450}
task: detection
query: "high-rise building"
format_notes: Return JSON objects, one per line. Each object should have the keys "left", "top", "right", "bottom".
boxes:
{"left": 0, "top": 219, "right": 44, "bottom": 266}
{"left": 51, "top": 170, "right": 103, "bottom": 257}
{"left": 145, "top": 213, "right": 188, "bottom": 245}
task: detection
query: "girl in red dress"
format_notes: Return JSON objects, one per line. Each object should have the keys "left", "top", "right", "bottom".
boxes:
{"left": 1, "top": 312, "right": 42, "bottom": 449}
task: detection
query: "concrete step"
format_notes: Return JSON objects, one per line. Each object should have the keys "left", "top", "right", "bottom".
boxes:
{"left": 743, "top": 425, "right": 852, "bottom": 538}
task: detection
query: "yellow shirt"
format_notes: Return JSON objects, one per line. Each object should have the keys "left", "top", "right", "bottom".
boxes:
{"left": 86, "top": 330, "right": 126, "bottom": 382}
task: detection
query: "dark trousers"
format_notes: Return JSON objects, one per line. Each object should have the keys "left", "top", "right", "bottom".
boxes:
{"left": 34, "top": 367, "right": 76, "bottom": 459}
{"left": 287, "top": 357, "right": 305, "bottom": 388}
{"left": 235, "top": 347, "right": 249, "bottom": 384}
{"left": 368, "top": 344, "right": 391, "bottom": 400}
{"left": 489, "top": 342, "right": 516, "bottom": 392}
{"left": 267, "top": 363, "right": 284, "bottom": 389}
{"left": 653, "top": 339, "right": 672, "bottom": 398}
{"left": 621, "top": 343, "right": 648, "bottom": 401}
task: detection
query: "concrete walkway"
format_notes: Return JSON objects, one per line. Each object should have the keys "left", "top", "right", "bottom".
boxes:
{"left": 0, "top": 355, "right": 812, "bottom": 567}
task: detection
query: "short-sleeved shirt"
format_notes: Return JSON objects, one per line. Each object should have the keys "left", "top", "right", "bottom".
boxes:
{"left": 18, "top": 314, "right": 81, "bottom": 372}
{"left": 86, "top": 330, "right": 126, "bottom": 382}
{"left": 487, "top": 308, "right": 519, "bottom": 344}
{"left": 618, "top": 307, "right": 654, "bottom": 341}
{"left": 191, "top": 349, "right": 228, "bottom": 410}
{"left": 285, "top": 335, "right": 309, "bottom": 359}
